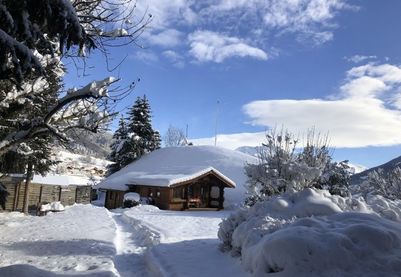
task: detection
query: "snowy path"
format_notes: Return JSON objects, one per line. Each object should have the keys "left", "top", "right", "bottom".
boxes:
{"left": 124, "top": 206, "right": 251, "bottom": 277}
{"left": 109, "top": 212, "right": 149, "bottom": 277}
{"left": 0, "top": 205, "right": 249, "bottom": 276}
{"left": 0, "top": 205, "right": 119, "bottom": 276}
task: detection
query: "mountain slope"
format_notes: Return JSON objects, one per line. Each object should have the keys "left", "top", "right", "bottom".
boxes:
{"left": 352, "top": 155, "right": 401, "bottom": 184}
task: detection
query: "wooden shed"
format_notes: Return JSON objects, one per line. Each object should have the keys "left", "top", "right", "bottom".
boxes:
{"left": 103, "top": 168, "right": 235, "bottom": 210}
{"left": 0, "top": 174, "right": 92, "bottom": 213}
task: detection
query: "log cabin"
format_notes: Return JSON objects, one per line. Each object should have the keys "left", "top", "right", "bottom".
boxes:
{"left": 96, "top": 146, "right": 245, "bottom": 211}
{"left": 101, "top": 167, "right": 235, "bottom": 210}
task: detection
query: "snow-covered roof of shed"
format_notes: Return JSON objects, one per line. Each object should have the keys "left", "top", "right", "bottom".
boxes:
{"left": 32, "top": 174, "right": 91, "bottom": 187}
{"left": 96, "top": 146, "right": 258, "bottom": 191}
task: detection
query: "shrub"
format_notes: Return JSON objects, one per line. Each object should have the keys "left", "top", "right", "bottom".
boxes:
{"left": 244, "top": 128, "right": 350, "bottom": 206}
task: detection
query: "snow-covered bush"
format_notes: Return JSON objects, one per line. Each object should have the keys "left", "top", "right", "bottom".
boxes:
{"left": 219, "top": 188, "right": 401, "bottom": 276}
{"left": 359, "top": 167, "right": 401, "bottom": 201}
{"left": 244, "top": 129, "right": 350, "bottom": 206}
{"left": 123, "top": 192, "right": 140, "bottom": 208}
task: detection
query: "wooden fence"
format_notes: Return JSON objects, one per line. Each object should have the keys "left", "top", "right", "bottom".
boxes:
{"left": 0, "top": 176, "right": 91, "bottom": 212}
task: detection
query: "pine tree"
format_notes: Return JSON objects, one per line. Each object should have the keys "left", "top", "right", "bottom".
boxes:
{"left": 107, "top": 116, "right": 130, "bottom": 175}
{"left": 111, "top": 95, "right": 160, "bottom": 169}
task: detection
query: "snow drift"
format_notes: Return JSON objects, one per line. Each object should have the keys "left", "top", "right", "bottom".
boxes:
{"left": 219, "top": 188, "right": 401, "bottom": 276}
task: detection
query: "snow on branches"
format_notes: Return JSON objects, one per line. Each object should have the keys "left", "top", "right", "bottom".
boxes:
{"left": 244, "top": 129, "right": 351, "bottom": 206}
{"left": 0, "top": 0, "right": 150, "bottom": 86}
{"left": 0, "top": 77, "right": 119, "bottom": 156}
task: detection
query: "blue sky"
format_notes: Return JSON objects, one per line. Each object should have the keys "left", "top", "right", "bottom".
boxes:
{"left": 64, "top": 0, "right": 401, "bottom": 168}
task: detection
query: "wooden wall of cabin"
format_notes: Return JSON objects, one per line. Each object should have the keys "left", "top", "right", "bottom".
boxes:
{"left": 105, "top": 190, "right": 125, "bottom": 209}
{"left": 131, "top": 186, "right": 171, "bottom": 210}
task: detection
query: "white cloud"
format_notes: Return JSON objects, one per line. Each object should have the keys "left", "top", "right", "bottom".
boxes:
{"left": 207, "top": 0, "right": 352, "bottom": 44}
{"left": 345, "top": 55, "right": 377, "bottom": 63}
{"left": 188, "top": 30, "right": 268, "bottom": 63}
{"left": 144, "top": 29, "right": 184, "bottom": 47}
{"left": 134, "top": 0, "right": 197, "bottom": 29}
{"left": 192, "top": 63, "right": 401, "bottom": 149}
{"left": 130, "top": 0, "right": 354, "bottom": 64}
{"left": 242, "top": 63, "right": 401, "bottom": 148}
{"left": 163, "top": 50, "right": 185, "bottom": 68}
{"left": 131, "top": 51, "right": 159, "bottom": 63}
{"left": 191, "top": 132, "right": 266, "bottom": 150}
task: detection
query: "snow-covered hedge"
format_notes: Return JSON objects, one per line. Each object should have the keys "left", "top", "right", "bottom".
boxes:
{"left": 218, "top": 188, "right": 401, "bottom": 276}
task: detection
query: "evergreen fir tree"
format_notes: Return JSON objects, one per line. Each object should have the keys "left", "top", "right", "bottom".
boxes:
{"left": 108, "top": 95, "right": 160, "bottom": 171}
{"left": 106, "top": 116, "right": 130, "bottom": 175}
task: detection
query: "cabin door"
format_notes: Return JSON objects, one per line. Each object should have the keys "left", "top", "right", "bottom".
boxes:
{"left": 200, "top": 184, "right": 210, "bottom": 208}
{"left": 209, "top": 185, "right": 220, "bottom": 208}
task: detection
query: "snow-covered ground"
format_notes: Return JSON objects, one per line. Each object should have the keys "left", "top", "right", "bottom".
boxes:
{"left": 52, "top": 149, "right": 111, "bottom": 179}
{"left": 0, "top": 204, "right": 246, "bottom": 277}
{"left": 123, "top": 206, "right": 250, "bottom": 277}
{"left": 0, "top": 205, "right": 118, "bottom": 276}
{"left": 219, "top": 188, "right": 401, "bottom": 276}
{"left": 2, "top": 191, "right": 401, "bottom": 276}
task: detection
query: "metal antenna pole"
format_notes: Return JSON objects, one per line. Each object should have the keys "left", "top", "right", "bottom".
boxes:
{"left": 214, "top": 100, "right": 220, "bottom": 146}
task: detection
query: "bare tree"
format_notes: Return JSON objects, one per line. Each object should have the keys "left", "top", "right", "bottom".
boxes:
{"left": 164, "top": 125, "right": 187, "bottom": 147}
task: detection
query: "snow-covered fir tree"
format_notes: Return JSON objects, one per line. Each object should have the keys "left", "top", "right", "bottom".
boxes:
{"left": 107, "top": 116, "right": 130, "bottom": 175}
{"left": 126, "top": 95, "right": 161, "bottom": 156}
{"left": 107, "top": 96, "right": 161, "bottom": 174}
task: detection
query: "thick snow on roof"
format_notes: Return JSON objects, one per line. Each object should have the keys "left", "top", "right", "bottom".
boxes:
{"left": 97, "top": 146, "right": 258, "bottom": 207}
{"left": 32, "top": 174, "right": 90, "bottom": 187}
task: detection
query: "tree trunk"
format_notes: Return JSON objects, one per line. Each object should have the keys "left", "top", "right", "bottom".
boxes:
{"left": 22, "top": 162, "right": 33, "bottom": 214}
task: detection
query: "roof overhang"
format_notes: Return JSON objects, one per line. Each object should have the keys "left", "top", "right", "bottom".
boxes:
{"left": 169, "top": 168, "right": 235, "bottom": 188}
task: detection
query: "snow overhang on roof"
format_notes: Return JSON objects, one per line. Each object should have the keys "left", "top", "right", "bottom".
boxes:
{"left": 167, "top": 167, "right": 236, "bottom": 188}
{"left": 97, "top": 167, "right": 236, "bottom": 190}
{"left": 95, "top": 145, "right": 258, "bottom": 191}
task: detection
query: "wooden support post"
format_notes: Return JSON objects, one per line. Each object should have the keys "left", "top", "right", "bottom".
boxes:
{"left": 13, "top": 182, "right": 20, "bottom": 211}
{"left": 186, "top": 185, "right": 190, "bottom": 210}
{"left": 58, "top": 186, "right": 62, "bottom": 202}
{"left": 39, "top": 185, "right": 43, "bottom": 203}
{"left": 218, "top": 185, "right": 224, "bottom": 210}
{"left": 22, "top": 162, "right": 33, "bottom": 214}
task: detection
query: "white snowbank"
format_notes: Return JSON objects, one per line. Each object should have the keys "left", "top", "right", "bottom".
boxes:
{"left": 97, "top": 146, "right": 258, "bottom": 208}
{"left": 123, "top": 192, "right": 140, "bottom": 202}
{"left": 32, "top": 174, "right": 90, "bottom": 186}
{"left": 40, "top": 201, "right": 65, "bottom": 212}
{"left": 0, "top": 205, "right": 118, "bottom": 276}
{"left": 219, "top": 188, "right": 401, "bottom": 276}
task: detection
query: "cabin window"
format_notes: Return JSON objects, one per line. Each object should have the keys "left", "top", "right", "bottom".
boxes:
{"left": 210, "top": 186, "right": 220, "bottom": 198}
{"left": 173, "top": 187, "right": 185, "bottom": 199}
{"left": 156, "top": 190, "right": 161, "bottom": 198}
{"left": 188, "top": 185, "right": 196, "bottom": 199}
{"left": 148, "top": 188, "right": 153, "bottom": 197}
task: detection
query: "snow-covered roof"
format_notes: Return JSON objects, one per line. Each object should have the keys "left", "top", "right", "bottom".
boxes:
{"left": 32, "top": 174, "right": 91, "bottom": 187}
{"left": 96, "top": 146, "right": 258, "bottom": 195}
